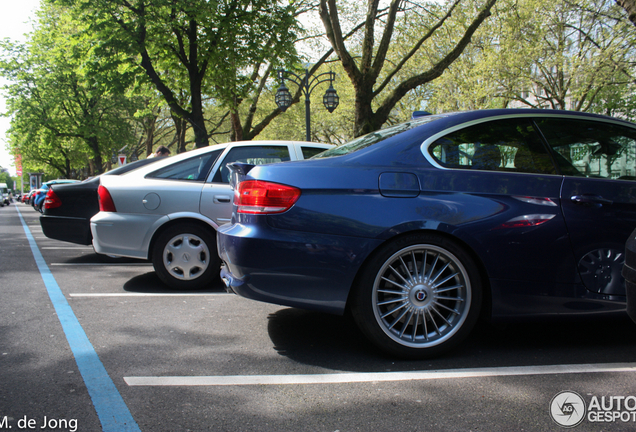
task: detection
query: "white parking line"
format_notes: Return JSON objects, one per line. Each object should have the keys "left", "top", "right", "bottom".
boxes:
{"left": 124, "top": 362, "right": 636, "bottom": 386}
{"left": 42, "top": 246, "right": 94, "bottom": 249}
{"left": 51, "top": 263, "right": 152, "bottom": 266}
{"left": 70, "top": 293, "right": 228, "bottom": 297}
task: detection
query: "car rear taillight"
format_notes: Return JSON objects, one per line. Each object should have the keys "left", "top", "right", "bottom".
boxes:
{"left": 98, "top": 185, "right": 117, "bottom": 212}
{"left": 44, "top": 189, "right": 62, "bottom": 210}
{"left": 234, "top": 180, "right": 301, "bottom": 214}
{"left": 496, "top": 214, "right": 556, "bottom": 229}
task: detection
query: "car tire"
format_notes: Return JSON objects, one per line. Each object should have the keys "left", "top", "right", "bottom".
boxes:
{"left": 350, "top": 232, "right": 482, "bottom": 359}
{"left": 152, "top": 223, "right": 221, "bottom": 290}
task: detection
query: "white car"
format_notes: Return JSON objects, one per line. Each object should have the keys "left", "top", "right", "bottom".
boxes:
{"left": 91, "top": 140, "right": 333, "bottom": 290}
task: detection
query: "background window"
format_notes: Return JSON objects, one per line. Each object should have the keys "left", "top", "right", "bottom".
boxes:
{"left": 301, "top": 146, "right": 329, "bottom": 159}
{"left": 429, "top": 119, "right": 556, "bottom": 174}
{"left": 535, "top": 118, "right": 636, "bottom": 180}
{"left": 146, "top": 150, "right": 221, "bottom": 181}
{"left": 212, "top": 146, "right": 291, "bottom": 183}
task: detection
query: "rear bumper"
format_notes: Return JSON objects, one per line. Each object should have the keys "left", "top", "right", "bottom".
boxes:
{"left": 40, "top": 215, "right": 92, "bottom": 245}
{"left": 217, "top": 221, "right": 382, "bottom": 315}
{"left": 91, "top": 211, "right": 166, "bottom": 259}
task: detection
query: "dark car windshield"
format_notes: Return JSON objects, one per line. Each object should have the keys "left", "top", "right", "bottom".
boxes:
{"left": 314, "top": 114, "right": 446, "bottom": 158}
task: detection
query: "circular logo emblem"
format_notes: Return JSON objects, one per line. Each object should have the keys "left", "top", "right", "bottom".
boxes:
{"left": 550, "top": 391, "right": 586, "bottom": 428}
{"left": 415, "top": 290, "right": 427, "bottom": 301}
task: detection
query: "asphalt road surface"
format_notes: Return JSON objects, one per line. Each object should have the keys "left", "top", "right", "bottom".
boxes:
{"left": 2, "top": 203, "right": 636, "bottom": 431}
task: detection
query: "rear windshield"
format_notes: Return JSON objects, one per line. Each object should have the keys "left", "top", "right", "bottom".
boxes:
{"left": 104, "top": 157, "right": 164, "bottom": 176}
{"left": 314, "top": 114, "right": 445, "bottom": 158}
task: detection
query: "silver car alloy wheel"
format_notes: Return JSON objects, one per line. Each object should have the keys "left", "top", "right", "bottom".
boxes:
{"left": 162, "top": 233, "right": 211, "bottom": 281}
{"left": 372, "top": 244, "right": 471, "bottom": 349}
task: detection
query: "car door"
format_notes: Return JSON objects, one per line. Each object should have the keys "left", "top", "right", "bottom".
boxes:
{"left": 535, "top": 117, "right": 636, "bottom": 296}
{"left": 427, "top": 117, "right": 577, "bottom": 286}
{"left": 200, "top": 143, "right": 293, "bottom": 226}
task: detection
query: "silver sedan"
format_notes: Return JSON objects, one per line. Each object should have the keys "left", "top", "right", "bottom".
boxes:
{"left": 91, "top": 140, "right": 333, "bottom": 290}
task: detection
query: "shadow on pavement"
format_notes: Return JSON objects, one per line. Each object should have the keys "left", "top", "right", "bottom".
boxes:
{"left": 123, "top": 271, "right": 226, "bottom": 294}
{"left": 266, "top": 307, "right": 636, "bottom": 371}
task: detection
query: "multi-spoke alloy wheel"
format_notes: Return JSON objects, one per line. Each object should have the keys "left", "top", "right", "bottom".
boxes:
{"left": 351, "top": 233, "right": 482, "bottom": 358}
{"left": 152, "top": 223, "right": 220, "bottom": 290}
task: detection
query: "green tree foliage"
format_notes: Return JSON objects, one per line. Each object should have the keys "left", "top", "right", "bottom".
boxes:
{"left": 52, "top": 0, "right": 301, "bottom": 147}
{"left": 423, "top": 0, "right": 636, "bottom": 118}
{"left": 0, "top": 3, "right": 143, "bottom": 177}
{"left": 318, "top": 0, "right": 498, "bottom": 137}
{"left": 0, "top": 170, "right": 13, "bottom": 191}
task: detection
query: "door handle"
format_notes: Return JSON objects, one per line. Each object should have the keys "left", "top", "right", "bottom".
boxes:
{"left": 213, "top": 195, "right": 231, "bottom": 204}
{"left": 570, "top": 194, "right": 613, "bottom": 208}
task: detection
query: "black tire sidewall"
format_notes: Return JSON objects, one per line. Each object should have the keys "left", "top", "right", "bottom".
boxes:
{"left": 152, "top": 223, "right": 220, "bottom": 290}
{"left": 351, "top": 232, "right": 483, "bottom": 359}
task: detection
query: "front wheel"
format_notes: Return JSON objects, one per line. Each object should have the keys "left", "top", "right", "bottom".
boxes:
{"left": 152, "top": 223, "right": 221, "bottom": 290}
{"left": 350, "top": 233, "right": 482, "bottom": 359}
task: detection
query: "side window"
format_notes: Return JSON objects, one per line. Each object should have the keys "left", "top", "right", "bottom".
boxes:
{"left": 535, "top": 118, "right": 636, "bottom": 180}
{"left": 429, "top": 118, "right": 556, "bottom": 174}
{"left": 301, "top": 146, "right": 329, "bottom": 159}
{"left": 146, "top": 150, "right": 222, "bottom": 181}
{"left": 212, "top": 145, "right": 291, "bottom": 183}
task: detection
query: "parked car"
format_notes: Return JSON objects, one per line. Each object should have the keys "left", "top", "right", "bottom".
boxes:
{"left": 40, "top": 158, "right": 164, "bottom": 245}
{"left": 33, "top": 180, "right": 80, "bottom": 212}
{"left": 91, "top": 140, "right": 333, "bottom": 290}
{"left": 217, "top": 109, "right": 636, "bottom": 359}
{"left": 0, "top": 183, "right": 10, "bottom": 206}
{"left": 24, "top": 190, "right": 36, "bottom": 204}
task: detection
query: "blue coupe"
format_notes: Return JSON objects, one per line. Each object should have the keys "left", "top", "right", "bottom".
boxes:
{"left": 217, "top": 109, "right": 636, "bottom": 358}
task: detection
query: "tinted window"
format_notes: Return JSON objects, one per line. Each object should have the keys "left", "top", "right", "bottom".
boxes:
{"left": 212, "top": 146, "right": 291, "bottom": 183}
{"left": 146, "top": 150, "right": 222, "bottom": 181}
{"left": 535, "top": 118, "right": 636, "bottom": 180}
{"left": 429, "top": 118, "right": 556, "bottom": 174}
{"left": 301, "top": 146, "right": 328, "bottom": 159}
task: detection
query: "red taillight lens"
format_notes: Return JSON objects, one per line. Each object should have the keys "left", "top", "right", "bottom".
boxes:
{"left": 43, "top": 189, "right": 62, "bottom": 210}
{"left": 98, "top": 185, "right": 117, "bottom": 212}
{"left": 234, "top": 180, "right": 301, "bottom": 214}
{"left": 496, "top": 214, "right": 556, "bottom": 229}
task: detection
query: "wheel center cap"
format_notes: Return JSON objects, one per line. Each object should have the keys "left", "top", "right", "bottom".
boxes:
{"left": 182, "top": 253, "right": 191, "bottom": 262}
{"left": 415, "top": 289, "right": 427, "bottom": 301}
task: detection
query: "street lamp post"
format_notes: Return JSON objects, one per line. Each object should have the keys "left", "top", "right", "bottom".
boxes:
{"left": 275, "top": 68, "right": 339, "bottom": 142}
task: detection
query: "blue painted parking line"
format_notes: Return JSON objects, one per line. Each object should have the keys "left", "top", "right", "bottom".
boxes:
{"left": 16, "top": 207, "right": 141, "bottom": 432}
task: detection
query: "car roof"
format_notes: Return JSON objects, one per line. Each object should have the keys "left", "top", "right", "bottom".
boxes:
{"left": 119, "top": 140, "right": 332, "bottom": 176}
{"left": 427, "top": 108, "right": 635, "bottom": 126}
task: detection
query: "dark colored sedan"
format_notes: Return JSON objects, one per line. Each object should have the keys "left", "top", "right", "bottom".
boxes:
{"left": 218, "top": 109, "right": 636, "bottom": 359}
{"left": 40, "top": 158, "right": 162, "bottom": 245}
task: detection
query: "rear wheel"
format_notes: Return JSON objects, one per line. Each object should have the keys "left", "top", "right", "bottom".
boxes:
{"left": 351, "top": 233, "right": 482, "bottom": 359}
{"left": 152, "top": 223, "right": 220, "bottom": 290}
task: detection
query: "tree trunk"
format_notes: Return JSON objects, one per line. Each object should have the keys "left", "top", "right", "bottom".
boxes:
{"left": 320, "top": 0, "right": 496, "bottom": 137}
{"left": 616, "top": 0, "right": 636, "bottom": 26}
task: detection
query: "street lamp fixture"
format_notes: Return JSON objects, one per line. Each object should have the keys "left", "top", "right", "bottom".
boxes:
{"left": 275, "top": 68, "right": 339, "bottom": 141}
{"left": 323, "top": 84, "right": 339, "bottom": 113}
{"left": 275, "top": 81, "right": 293, "bottom": 112}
